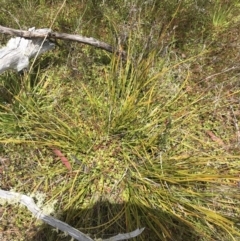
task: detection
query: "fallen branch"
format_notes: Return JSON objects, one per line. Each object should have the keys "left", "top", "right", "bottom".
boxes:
{"left": 0, "top": 27, "right": 55, "bottom": 74}
{"left": 0, "top": 25, "right": 126, "bottom": 57}
{"left": 0, "top": 189, "right": 144, "bottom": 241}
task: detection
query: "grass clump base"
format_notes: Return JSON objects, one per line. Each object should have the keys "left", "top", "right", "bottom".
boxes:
{"left": 0, "top": 1, "right": 240, "bottom": 241}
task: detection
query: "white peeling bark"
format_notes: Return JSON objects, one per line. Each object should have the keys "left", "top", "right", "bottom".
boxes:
{"left": 0, "top": 189, "right": 144, "bottom": 241}
{"left": 0, "top": 27, "right": 54, "bottom": 74}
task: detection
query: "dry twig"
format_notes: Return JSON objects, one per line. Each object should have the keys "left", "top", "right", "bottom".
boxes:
{"left": 0, "top": 25, "right": 126, "bottom": 57}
